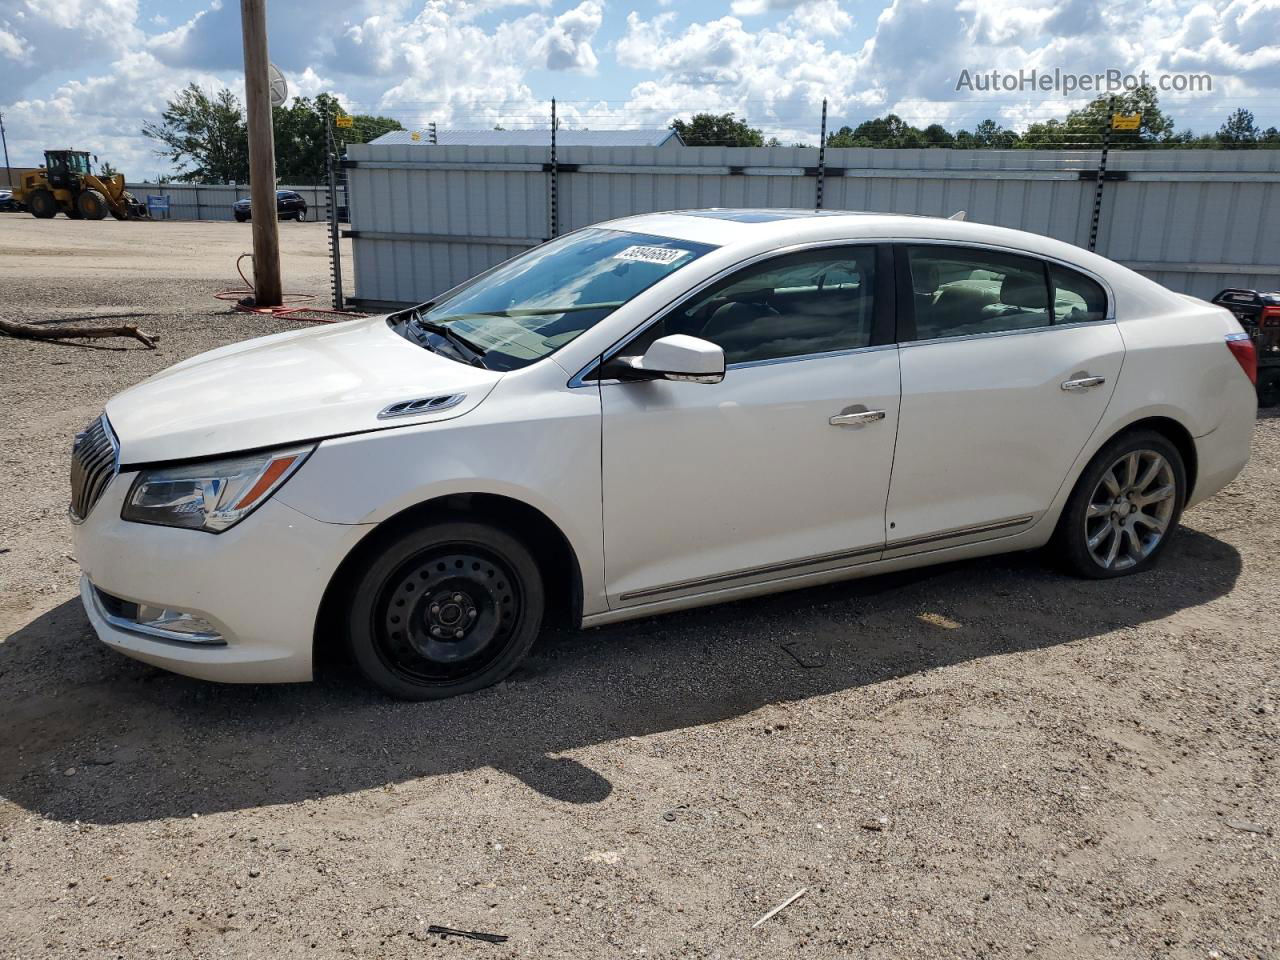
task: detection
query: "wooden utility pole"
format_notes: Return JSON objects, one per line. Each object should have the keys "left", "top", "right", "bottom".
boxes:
{"left": 239, "top": 0, "right": 282, "bottom": 306}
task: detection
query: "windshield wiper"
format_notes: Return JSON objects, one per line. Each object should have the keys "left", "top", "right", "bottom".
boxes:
{"left": 409, "top": 312, "right": 488, "bottom": 368}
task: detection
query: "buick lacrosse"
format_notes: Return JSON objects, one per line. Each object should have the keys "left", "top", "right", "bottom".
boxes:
{"left": 71, "top": 210, "right": 1256, "bottom": 698}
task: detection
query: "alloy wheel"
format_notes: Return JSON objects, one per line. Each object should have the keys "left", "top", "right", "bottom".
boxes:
{"left": 1084, "top": 449, "right": 1176, "bottom": 571}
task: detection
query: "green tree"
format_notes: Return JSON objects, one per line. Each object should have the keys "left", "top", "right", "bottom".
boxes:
{"left": 273, "top": 94, "right": 402, "bottom": 183}
{"left": 1217, "top": 108, "right": 1259, "bottom": 148}
{"left": 670, "top": 113, "right": 765, "bottom": 147}
{"left": 142, "top": 83, "right": 249, "bottom": 183}
{"left": 99, "top": 161, "right": 120, "bottom": 179}
{"left": 1019, "top": 84, "right": 1175, "bottom": 149}
{"left": 145, "top": 85, "right": 403, "bottom": 184}
{"left": 922, "top": 123, "right": 955, "bottom": 147}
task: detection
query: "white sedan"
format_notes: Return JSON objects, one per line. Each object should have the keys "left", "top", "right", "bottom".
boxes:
{"left": 70, "top": 210, "right": 1257, "bottom": 699}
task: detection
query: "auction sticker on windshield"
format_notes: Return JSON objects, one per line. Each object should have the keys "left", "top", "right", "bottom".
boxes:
{"left": 614, "top": 245, "right": 691, "bottom": 265}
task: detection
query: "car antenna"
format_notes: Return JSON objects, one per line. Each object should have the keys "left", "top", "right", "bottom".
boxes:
{"left": 948, "top": 210, "right": 967, "bottom": 221}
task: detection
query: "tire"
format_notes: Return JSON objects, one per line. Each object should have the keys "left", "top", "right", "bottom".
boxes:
{"left": 347, "top": 521, "right": 545, "bottom": 700}
{"left": 28, "top": 190, "right": 58, "bottom": 219}
{"left": 1052, "top": 429, "right": 1186, "bottom": 579}
{"left": 296, "top": 208, "right": 306, "bottom": 221}
{"left": 235, "top": 213, "right": 248, "bottom": 223}
{"left": 1258, "top": 367, "right": 1280, "bottom": 409}
{"left": 76, "top": 189, "right": 108, "bottom": 220}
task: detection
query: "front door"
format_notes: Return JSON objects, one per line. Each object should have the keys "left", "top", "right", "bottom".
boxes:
{"left": 598, "top": 244, "right": 901, "bottom": 608}
{"left": 886, "top": 244, "right": 1124, "bottom": 550}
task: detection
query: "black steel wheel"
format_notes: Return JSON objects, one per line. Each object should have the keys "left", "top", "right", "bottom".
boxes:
{"left": 1052, "top": 429, "right": 1186, "bottom": 579}
{"left": 348, "top": 521, "right": 544, "bottom": 699}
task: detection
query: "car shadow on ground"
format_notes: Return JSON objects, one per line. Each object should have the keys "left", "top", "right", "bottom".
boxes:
{"left": 0, "top": 529, "right": 1241, "bottom": 824}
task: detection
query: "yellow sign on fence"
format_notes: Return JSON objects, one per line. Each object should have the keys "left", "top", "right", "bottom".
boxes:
{"left": 1111, "top": 113, "right": 1141, "bottom": 131}
{"left": 334, "top": 114, "right": 354, "bottom": 129}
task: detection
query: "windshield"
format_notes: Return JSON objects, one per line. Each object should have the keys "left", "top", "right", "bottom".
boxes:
{"left": 392, "top": 228, "right": 716, "bottom": 371}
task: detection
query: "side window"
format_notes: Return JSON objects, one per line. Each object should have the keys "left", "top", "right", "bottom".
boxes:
{"left": 907, "top": 246, "right": 1051, "bottom": 341}
{"left": 633, "top": 246, "right": 877, "bottom": 365}
{"left": 1049, "top": 265, "right": 1107, "bottom": 324}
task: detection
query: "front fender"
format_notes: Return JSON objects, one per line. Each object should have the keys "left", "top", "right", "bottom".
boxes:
{"left": 275, "top": 378, "right": 605, "bottom": 613}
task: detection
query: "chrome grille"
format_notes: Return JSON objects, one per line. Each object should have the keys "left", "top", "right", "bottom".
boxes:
{"left": 69, "top": 415, "right": 119, "bottom": 523}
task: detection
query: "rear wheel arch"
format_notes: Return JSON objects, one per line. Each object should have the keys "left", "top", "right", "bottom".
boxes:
{"left": 313, "top": 493, "right": 584, "bottom": 672}
{"left": 1105, "top": 416, "right": 1198, "bottom": 503}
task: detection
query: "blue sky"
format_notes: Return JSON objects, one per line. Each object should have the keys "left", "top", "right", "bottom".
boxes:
{"left": 2, "top": 0, "right": 1278, "bottom": 177}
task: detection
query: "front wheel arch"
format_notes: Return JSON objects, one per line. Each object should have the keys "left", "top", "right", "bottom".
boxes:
{"left": 313, "top": 493, "right": 583, "bottom": 674}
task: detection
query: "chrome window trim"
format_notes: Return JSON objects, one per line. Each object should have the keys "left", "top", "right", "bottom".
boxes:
{"left": 898, "top": 317, "right": 1114, "bottom": 350}
{"left": 725, "top": 341, "right": 898, "bottom": 371}
{"left": 568, "top": 235, "right": 1117, "bottom": 389}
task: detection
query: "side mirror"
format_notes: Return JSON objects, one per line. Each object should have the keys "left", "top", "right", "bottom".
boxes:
{"left": 621, "top": 334, "right": 725, "bottom": 384}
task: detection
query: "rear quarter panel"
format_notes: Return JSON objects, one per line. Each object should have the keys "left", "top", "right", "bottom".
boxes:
{"left": 1107, "top": 291, "right": 1247, "bottom": 440}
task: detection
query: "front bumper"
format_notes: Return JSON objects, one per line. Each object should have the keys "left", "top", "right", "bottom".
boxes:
{"left": 73, "top": 476, "right": 372, "bottom": 683}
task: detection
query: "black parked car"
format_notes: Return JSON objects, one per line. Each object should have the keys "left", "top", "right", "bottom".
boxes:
{"left": 233, "top": 190, "right": 307, "bottom": 222}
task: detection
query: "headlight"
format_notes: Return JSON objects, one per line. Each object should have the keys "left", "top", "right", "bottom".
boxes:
{"left": 122, "top": 445, "right": 314, "bottom": 532}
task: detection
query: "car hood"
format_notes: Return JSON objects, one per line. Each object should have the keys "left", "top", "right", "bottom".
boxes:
{"left": 106, "top": 316, "right": 503, "bottom": 464}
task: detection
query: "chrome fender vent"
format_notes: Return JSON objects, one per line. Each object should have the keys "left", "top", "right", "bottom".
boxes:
{"left": 378, "top": 393, "right": 466, "bottom": 420}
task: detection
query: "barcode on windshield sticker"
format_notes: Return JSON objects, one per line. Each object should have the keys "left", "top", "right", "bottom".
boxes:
{"left": 614, "top": 245, "right": 689, "bottom": 265}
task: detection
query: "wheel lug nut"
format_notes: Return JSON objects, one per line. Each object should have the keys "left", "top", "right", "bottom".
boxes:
{"left": 454, "top": 629, "right": 464, "bottom": 639}
{"left": 452, "top": 593, "right": 463, "bottom": 602}
{"left": 430, "top": 604, "right": 440, "bottom": 615}
{"left": 431, "top": 627, "right": 442, "bottom": 637}
{"left": 468, "top": 609, "right": 477, "bottom": 618}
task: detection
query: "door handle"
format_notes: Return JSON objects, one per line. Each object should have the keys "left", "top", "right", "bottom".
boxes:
{"left": 829, "top": 409, "right": 887, "bottom": 427}
{"left": 1061, "top": 376, "right": 1106, "bottom": 392}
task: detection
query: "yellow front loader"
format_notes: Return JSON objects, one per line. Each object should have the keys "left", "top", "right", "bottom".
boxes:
{"left": 15, "top": 149, "right": 148, "bottom": 220}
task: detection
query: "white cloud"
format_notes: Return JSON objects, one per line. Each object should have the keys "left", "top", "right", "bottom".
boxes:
{"left": 536, "top": 1, "right": 603, "bottom": 72}
{"left": 2, "top": 0, "right": 1280, "bottom": 176}
{"left": 730, "top": 0, "right": 805, "bottom": 15}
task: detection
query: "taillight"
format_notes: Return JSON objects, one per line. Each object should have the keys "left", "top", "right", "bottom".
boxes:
{"left": 1226, "top": 332, "right": 1257, "bottom": 385}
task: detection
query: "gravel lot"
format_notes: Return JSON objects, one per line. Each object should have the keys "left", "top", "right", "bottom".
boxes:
{"left": 1, "top": 214, "right": 1276, "bottom": 960}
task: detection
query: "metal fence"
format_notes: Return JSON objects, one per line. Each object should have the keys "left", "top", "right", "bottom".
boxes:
{"left": 341, "top": 143, "right": 1280, "bottom": 308}
{"left": 125, "top": 182, "right": 345, "bottom": 222}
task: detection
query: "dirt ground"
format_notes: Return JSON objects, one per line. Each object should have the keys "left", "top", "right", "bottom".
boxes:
{"left": 0, "top": 213, "right": 1276, "bottom": 960}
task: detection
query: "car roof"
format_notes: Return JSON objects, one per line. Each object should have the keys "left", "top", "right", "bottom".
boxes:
{"left": 598, "top": 208, "right": 1127, "bottom": 281}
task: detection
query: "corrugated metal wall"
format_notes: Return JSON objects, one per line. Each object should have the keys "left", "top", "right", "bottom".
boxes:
{"left": 343, "top": 144, "right": 1280, "bottom": 307}
{"left": 125, "top": 182, "right": 343, "bottom": 222}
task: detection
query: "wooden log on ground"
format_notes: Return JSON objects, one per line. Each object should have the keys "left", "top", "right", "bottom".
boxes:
{"left": 0, "top": 317, "right": 158, "bottom": 349}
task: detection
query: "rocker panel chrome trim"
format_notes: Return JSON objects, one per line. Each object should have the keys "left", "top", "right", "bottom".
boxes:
{"left": 614, "top": 514, "right": 1035, "bottom": 605}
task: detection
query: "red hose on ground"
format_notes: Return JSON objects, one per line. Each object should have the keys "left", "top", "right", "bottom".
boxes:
{"left": 215, "top": 253, "right": 365, "bottom": 323}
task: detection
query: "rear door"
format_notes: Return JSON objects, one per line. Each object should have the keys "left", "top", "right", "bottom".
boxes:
{"left": 885, "top": 244, "right": 1124, "bottom": 551}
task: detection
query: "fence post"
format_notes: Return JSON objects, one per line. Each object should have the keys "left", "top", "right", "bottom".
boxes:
{"left": 1088, "top": 95, "right": 1115, "bottom": 253}
{"left": 816, "top": 98, "right": 828, "bottom": 211}
{"left": 326, "top": 110, "right": 345, "bottom": 311}
{"left": 549, "top": 98, "right": 559, "bottom": 239}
